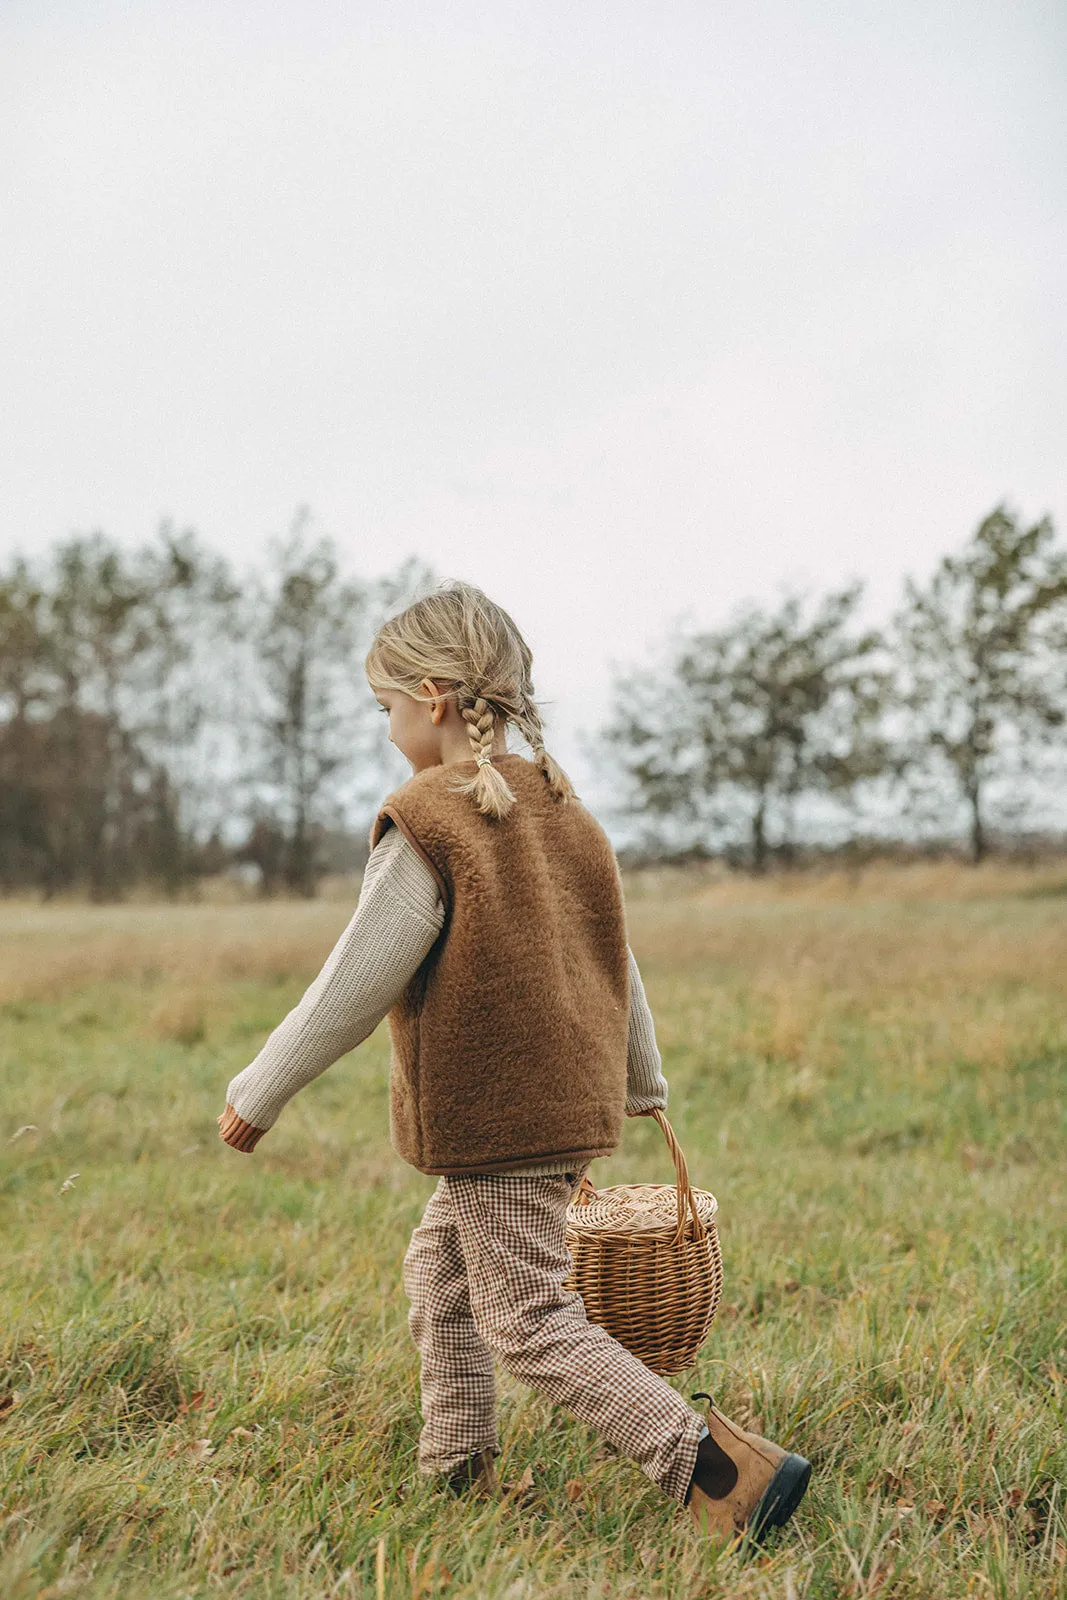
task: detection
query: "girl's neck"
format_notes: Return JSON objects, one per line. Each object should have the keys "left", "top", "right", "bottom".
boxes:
{"left": 414, "top": 727, "right": 511, "bottom": 773}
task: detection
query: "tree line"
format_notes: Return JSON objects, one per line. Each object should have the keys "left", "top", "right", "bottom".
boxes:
{"left": 601, "top": 504, "right": 1067, "bottom": 870}
{"left": 0, "top": 511, "right": 432, "bottom": 899}
{"left": 1, "top": 502, "right": 1064, "bottom": 898}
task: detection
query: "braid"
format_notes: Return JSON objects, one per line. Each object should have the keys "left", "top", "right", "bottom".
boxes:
{"left": 519, "top": 690, "right": 577, "bottom": 804}
{"left": 460, "top": 695, "right": 496, "bottom": 767}
{"left": 450, "top": 685, "right": 518, "bottom": 819}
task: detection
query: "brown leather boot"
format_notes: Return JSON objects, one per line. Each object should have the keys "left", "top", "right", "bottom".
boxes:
{"left": 684, "top": 1391, "right": 811, "bottom": 1544}
{"left": 444, "top": 1447, "right": 499, "bottom": 1499}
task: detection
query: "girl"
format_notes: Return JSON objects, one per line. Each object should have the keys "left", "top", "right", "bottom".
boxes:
{"left": 217, "top": 581, "right": 810, "bottom": 1543}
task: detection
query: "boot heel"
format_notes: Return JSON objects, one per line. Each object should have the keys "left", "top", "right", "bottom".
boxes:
{"left": 747, "top": 1452, "right": 811, "bottom": 1541}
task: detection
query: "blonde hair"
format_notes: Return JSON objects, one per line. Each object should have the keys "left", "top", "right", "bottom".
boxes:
{"left": 365, "top": 580, "right": 577, "bottom": 819}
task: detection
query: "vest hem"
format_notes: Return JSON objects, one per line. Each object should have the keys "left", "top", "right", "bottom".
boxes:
{"left": 408, "top": 1144, "right": 617, "bottom": 1176}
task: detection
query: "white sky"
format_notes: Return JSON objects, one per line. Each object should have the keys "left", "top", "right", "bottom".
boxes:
{"left": 2, "top": 0, "right": 1064, "bottom": 813}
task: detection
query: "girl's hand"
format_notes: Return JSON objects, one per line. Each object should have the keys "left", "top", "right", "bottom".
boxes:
{"left": 217, "top": 1105, "right": 268, "bottom": 1153}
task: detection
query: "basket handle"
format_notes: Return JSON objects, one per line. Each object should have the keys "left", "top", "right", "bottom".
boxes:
{"left": 572, "top": 1108, "right": 707, "bottom": 1245}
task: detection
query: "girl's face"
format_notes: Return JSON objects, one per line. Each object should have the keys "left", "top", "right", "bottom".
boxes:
{"left": 372, "top": 679, "right": 451, "bottom": 773}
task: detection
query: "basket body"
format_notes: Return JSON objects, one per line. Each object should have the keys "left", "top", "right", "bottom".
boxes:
{"left": 563, "top": 1165, "right": 724, "bottom": 1376}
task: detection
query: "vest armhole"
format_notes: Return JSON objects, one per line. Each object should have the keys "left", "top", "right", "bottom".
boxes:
{"left": 376, "top": 805, "right": 452, "bottom": 920}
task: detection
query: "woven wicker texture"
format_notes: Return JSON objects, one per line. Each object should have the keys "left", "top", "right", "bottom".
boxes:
{"left": 563, "top": 1109, "right": 723, "bottom": 1376}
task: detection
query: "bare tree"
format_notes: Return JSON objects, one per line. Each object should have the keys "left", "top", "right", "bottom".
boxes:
{"left": 244, "top": 510, "right": 434, "bottom": 896}
{"left": 894, "top": 504, "right": 1067, "bottom": 863}
{"left": 29, "top": 532, "right": 163, "bottom": 898}
{"left": 132, "top": 522, "right": 245, "bottom": 885}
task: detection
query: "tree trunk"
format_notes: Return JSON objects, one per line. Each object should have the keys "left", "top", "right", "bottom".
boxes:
{"left": 751, "top": 795, "right": 768, "bottom": 875}
{"left": 285, "top": 802, "right": 317, "bottom": 898}
{"left": 967, "top": 783, "right": 986, "bottom": 864}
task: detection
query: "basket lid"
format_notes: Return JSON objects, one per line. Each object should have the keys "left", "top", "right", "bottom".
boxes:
{"left": 566, "top": 1181, "right": 718, "bottom": 1241}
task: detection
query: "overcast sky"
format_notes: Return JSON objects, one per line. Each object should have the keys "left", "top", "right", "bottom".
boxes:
{"left": 2, "top": 0, "right": 1064, "bottom": 809}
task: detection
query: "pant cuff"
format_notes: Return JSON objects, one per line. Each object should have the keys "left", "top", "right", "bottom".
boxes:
{"left": 656, "top": 1412, "right": 707, "bottom": 1505}
{"left": 418, "top": 1443, "right": 499, "bottom": 1478}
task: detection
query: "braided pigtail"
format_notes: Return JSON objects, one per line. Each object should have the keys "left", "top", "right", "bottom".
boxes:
{"left": 518, "top": 690, "right": 577, "bottom": 804}
{"left": 449, "top": 689, "right": 518, "bottom": 820}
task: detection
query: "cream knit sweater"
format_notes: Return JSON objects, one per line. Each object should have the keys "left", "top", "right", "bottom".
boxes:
{"left": 218, "top": 825, "right": 669, "bottom": 1174}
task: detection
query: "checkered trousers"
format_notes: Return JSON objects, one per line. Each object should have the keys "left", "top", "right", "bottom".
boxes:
{"left": 401, "top": 1167, "right": 707, "bottom": 1505}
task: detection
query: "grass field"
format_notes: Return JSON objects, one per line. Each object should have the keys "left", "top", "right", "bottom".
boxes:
{"left": 1, "top": 862, "right": 1065, "bottom": 1598}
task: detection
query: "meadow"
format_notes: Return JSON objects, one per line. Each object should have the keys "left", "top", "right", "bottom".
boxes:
{"left": 1, "top": 861, "right": 1064, "bottom": 1598}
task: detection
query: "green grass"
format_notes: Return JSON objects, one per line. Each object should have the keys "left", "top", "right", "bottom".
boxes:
{"left": 1, "top": 875, "right": 1065, "bottom": 1597}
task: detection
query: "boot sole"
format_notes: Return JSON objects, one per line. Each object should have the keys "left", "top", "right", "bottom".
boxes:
{"left": 746, "top": 1452, "right": 811, "bottom": 1542}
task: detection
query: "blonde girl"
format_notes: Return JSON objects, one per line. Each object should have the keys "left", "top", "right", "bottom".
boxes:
{"left": 217, "top": 580, "right": 810, "bottom": 1543}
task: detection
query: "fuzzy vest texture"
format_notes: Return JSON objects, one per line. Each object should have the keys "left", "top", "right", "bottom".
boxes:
{"left": 368, "top": 752, "right": 631, "bottom": 1175}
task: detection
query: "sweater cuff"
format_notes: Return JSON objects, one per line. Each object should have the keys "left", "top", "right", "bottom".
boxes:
{"left": 626, "top": 1099, "right": 667, "bottom": 1117}
{"left": 217, "top": 1105, "right": 269, "bottom": 1152}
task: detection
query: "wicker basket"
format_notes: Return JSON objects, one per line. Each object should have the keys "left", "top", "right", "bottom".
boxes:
{"left": 562, "top": 1108, "right": 723, "bottom": 1376}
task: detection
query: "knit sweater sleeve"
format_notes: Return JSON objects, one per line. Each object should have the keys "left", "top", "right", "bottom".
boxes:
{"left": 217, "top": 825, "right": 445, "bottom": 1152}
{"left": 624, "top": 945, "right": 670, "bottom": 1115}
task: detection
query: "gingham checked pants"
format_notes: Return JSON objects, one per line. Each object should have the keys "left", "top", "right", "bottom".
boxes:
{"left": 401, "top": 1166, "right": 707, "bottom": 1504}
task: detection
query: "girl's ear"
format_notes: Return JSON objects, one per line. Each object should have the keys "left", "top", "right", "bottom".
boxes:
{"left": 421, "top": 677, "right": 447, "bottom": 724}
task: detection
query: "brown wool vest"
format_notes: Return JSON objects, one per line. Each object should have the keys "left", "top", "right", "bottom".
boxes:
{"left": 368, "top": 752, "right": 631, "bottom": 1175}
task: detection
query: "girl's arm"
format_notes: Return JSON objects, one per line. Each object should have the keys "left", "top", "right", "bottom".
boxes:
{"left": 624, "top": 946, "right": 670, "bottom": 1116}
{"left": 217, "top": 825, "right": 445, "bottom": 1151}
